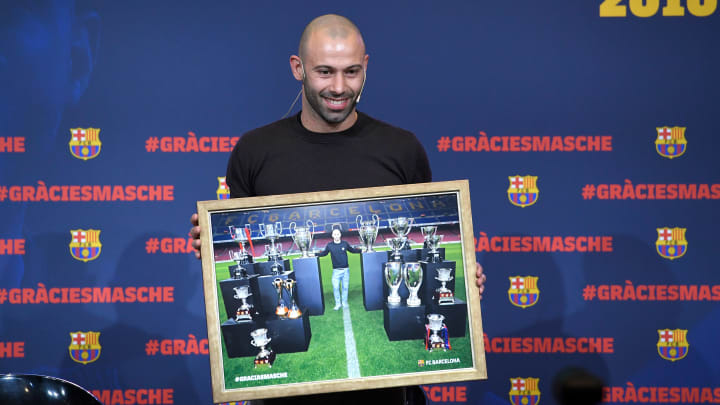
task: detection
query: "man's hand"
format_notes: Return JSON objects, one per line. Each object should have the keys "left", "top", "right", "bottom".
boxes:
{"left": 190, "top": 213, "right": 201, "bottom": 259}
{"left": 476, "top": 263, "right": 486, "bottom": 300}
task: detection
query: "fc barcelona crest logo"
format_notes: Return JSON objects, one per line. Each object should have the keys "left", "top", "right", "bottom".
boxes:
{"left": 655, "top": 126, "right": 687, "bottom": 159}
{"left": 509, "top": 377, "right": 540, "bottom": 405}
{"left": 69, "top": 128, "right": 102, "bottom": 160}
{"left": 217, "top": 177, "right": 230, "bottom": 200}
{"left": 657, "top": 329, "right": 689, "bottom": 362}
{"left": 69, "top": 229, "right": 102, "bottom": 262}
{"left": 68, "top": 331, "right": 101, "bottom": 365}
{"left": 507, "top": 175, "right": 539, "bottom": 207}
{"left": 508, "top": 276, "right": 539, "bottom": 308}
{"left": 656, "top": 227, "right": 687, "bottom": 260}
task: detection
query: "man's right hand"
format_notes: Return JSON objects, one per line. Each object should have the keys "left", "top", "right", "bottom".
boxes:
{"left": 190, "top": 213, "right": 201, "bottom": 259}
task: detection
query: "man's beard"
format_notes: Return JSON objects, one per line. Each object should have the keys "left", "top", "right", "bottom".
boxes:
{"left": 303, "top": 80, "right": 357, "bottom": 126}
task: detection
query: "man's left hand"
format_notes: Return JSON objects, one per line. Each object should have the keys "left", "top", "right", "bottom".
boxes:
{"left": 476, "top": 263, "right": 486, "bottom": 300}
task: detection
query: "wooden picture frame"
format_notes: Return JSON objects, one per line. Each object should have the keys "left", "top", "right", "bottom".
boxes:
{"left": 197, "top": 180, "right": 486, "bottom": 402}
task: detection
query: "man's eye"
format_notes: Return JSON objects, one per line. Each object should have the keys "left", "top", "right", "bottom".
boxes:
{"left": 318, "top": 70, "right": 330, "bottom": 75}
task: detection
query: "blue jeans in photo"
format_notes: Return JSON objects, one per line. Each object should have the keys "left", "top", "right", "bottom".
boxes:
{"left": 331, "top": 267, "right": 350, "bottom": 306}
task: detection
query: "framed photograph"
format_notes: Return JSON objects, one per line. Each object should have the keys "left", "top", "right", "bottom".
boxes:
{"left": 197, "top": 180, "right": 486, "bottom": 402}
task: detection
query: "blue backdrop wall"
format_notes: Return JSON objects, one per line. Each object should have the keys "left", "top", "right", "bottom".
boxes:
{"left": 1, "top": 1, "right": 719, "bottom": 404}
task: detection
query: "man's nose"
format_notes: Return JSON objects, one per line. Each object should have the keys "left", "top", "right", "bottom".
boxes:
{"left": 329, "top": 73, "right": 346, "bottom": 95}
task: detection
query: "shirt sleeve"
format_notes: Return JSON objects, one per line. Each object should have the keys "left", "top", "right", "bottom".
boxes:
{"left": 316, "top": 243, "right": 330, "bottom": 257}
{"left": 345, "top": 241, "right": 363, "bottom": 254}
{"left": 226, "top": 133, "right": 255, "bottom": 198}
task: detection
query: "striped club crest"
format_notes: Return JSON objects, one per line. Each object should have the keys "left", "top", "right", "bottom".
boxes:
{"left": 655, "top": 126, "right": 687, "bottom": 159}
{"left": 507, "top": 175, "right": 539, "bottom": 207}
{"left": 69, "top": 128, "right": 102, "bottom": 160}
{"left": 69, "top": 229, "right": 102, "bottom": 262}
{"left": 217, "top": 176, "right": 231, "bottom": 200}
{"left": 509, "top": 377, "right": 540, "bottom": 405}
{"left": 508, "top": 276, "right": 539, "bottom": 308}
{"left": 655, "top": 227, "right": 687, "bottom": 260}
{"left": 657, "top": 329, "right": 689, "bottom": 362}
{"left": 68, "top": 331, "right": 101, "bottom": 365}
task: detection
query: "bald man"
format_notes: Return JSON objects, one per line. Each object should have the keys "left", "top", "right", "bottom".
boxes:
{"left": 190, "top": 14, "right": 485, "bottom": 405}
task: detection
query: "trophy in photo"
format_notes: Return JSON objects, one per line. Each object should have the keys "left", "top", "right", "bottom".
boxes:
{"left": 388, "top": 216, "right": 414, "bottom": 239}
{"left": 259, "top": 222, "right": 283, "bottom": 260}
{"left": 273, "top": 277, "right": 288, "bottom": 316}
{"left": 289, "top": 220, "right": 315, "bottom": 258}
{"left": 230, "top": 251, "right": 249, "bottom": 279}
{"left": 266, "top": 243, "right": 284, "bottom": 275}
{"left": 386, "top": 237, "right": 407, "bottom": 262}
{"left": 435, "top": 267, "right": 455, "bottom": 305}
{"left": 232, "top": 285, "right": 254, "bottom": 321}
{"left": 402, "top": 262, "right": 423, "bottom": 307}
{"left": 426, "top": 234, "right": 444, "bottom": 263}
{"left": 229, "top": 224, "right": 252, "bottom": 264}
{"left": 284, "top": 279, "right": 302, "bottom": 319}
{"left": 250, "top": 328, "right": 275, "bottom": 368}
{"left": 425, "top": 314, "right": 449, "bottom": 352}
{"left": 420, "top": 225, "right": 437, "bottom": 244}
{"left": 384, "top": 261, "right": 403, "bottom": 306}
{"left": 356, "top": 214, "right": 380, "bottom": 252}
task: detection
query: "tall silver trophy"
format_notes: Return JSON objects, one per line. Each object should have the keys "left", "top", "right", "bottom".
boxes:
{"left": 435, "top": 267, "right": 455, "bottom": 305}
{"left": 384, "top": 261, "right": 403, "bottom": 305}
{"left": 388, "top": 216, "right": 414, "bottom": 239}
{"left": 284, "top": 279, "right": 302, "bottom": 319}
{"left": 289, "top": 220, "right": 315, "bottom": 258}
{"left": 259, "top": 222, "right": 283, "bottom": 261}
{"left": 426, "top": 234, "right": 444, "bottom": 263}
{"left": 232, "top": 285, "right": 254, "bottom": 321}
{"left": 250, "top": 328, "right": 274, "bottom": 367}
{"left": 273, "top": 277, "right": 288, "bottom": 316}
{"left": 402, "top": 262, "right": 423, "bottom": 307}
{"left": 229, "top": 224, "right": 252, "bottom": 264}
{"left": 426, "top": 314, "right": 447, "bottom": 352}
{"left": 420, "top": 225, "right": 437, "bottom": 242}
{"left": 230, "top": 251, "right": 249, "bottom": 279}
{"left": 386, "top": 237, "right": 407, "bottom": 262}
{"left": 356, "top": 214, "right": 380, "bottom": 252}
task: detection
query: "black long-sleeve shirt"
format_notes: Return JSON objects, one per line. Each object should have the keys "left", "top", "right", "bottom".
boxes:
{"left": 315, "top": 240, "right": 362, "bottom": 269}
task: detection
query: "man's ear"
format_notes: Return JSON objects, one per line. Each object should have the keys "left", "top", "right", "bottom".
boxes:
{"left": 289, "top": 55, "right": 304, "bottom": 82}
{"left": 69, "top": 9, "right": 100, "bottom": 104}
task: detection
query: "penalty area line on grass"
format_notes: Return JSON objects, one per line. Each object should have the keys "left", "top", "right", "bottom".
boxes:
{"left": 342, "top": 306, "right": 361, "bottom": 378}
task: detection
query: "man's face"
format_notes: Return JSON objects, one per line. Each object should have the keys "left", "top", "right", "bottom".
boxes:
{"left": 301, "top": 31, "right": 367, "bottom": 128}
{"left": 332, "top": 229, "right": 342, "bottom": 242}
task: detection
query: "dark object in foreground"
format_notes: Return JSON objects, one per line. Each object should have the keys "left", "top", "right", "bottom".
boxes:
{"left": 553, "top": 367, "right": 605, "bottom": 405}
{"left": 0, "top": 374, "right": 102, "bottom": 405}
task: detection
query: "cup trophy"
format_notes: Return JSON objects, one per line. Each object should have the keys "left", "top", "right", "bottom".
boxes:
{"left": 384, "top": 262, "right": 403, "bottom": 306}
{"left": 273, "top": 277, "right": 288, "bottom": 316}
{"left": 250, "top": 328, "right": 275, "bottom": 368}
{"left": 421, "top": 225, "right": 437, "bottom": 244}
{"left": 402, "top": 262, "right": 423, "bottom": 307}
{"left": 232, "top": 285, "right": 254, "bottom": 321}
{"left": 259, "top": 222, "right": 283, "bottom": 260}
{"left": 388, "top": 216, "right": 414, "bottom": 239}
{"left": 386, "top": 237, "right": 407, "bottom": 262}
{"left": 356, "top": 214, "right": 380, "bottom": 252}
{"left": 265, "top": 243, "right": 284, "bottom": 275}
{"left": 230, "top": 251, "right": 249, "bottom": 279}
{"left": 284, "top": 279, "right": 302, "bottom": 319}
{"left": 426, "top": 314, "right": 448, "bottom": 352}
{"left": 426, "top": 234, "right": 444, "bottom": 263}
{"left": 289, "top": 220, "right": 315, "bottom": 258}
{"left": 435, "top": 267, "right": 455, "bottom": 305}
{"left": 229, "top": 225, "right": 252, "bottom": 264}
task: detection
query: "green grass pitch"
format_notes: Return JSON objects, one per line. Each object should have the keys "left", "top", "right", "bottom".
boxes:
{"left": 214, "top": 242, "right": 474, "bottom": 388}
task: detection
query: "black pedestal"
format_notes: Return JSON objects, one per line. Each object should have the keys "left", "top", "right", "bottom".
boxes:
{"left": 421, "top": 261, "right": 456, "bottom": 307}
{"left": 265, "top": 311, "right": 312, "bottom": 353}
{"left": 360, "top": 251, "right": 389, "bottom": 311}
{"left": 228, "top": 262, "right": 258, "bottom": 278}
{"left": 383, "top": 301, "right": 427, "bottom": 341}
{"left": 249, "top": 271, "right": 296, "bottom": 317}
{"left": 219, "top": 275, "right": 261, "bottom": 319}
{"left": 400, "top": 249, "right": 420, "bottom": 263}
{"left": 291, "top": 256, "right": 324, "bottom": 315}
{"left": 221, "top": 319, "right": 265, "bottom": 358}
{"left": 427, "top": 298, "right": 467, "bottom": 338}
{"left": 255, "top": 259, "right": 291, "bottom": 276}
{"left": 419, "top": 247, "right": 445, "bottom": 263}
